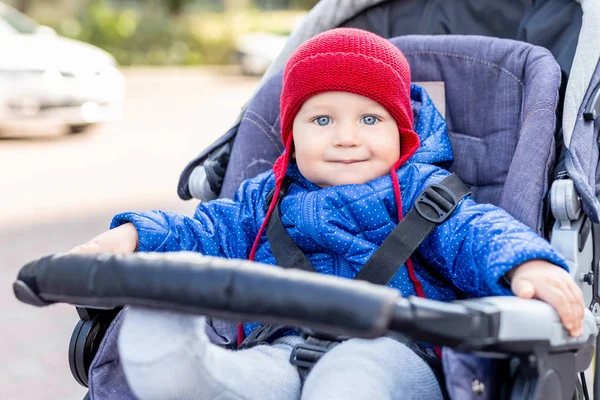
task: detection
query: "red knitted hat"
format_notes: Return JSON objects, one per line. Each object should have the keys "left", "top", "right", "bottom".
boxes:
{"left": 248, "top": 27, "right": 420, "bottom": 260}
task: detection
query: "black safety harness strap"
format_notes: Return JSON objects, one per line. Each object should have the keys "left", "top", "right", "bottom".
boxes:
{"left": 354, "top": 173, "right": 471, "bottom": 284}
{"left": 251, "top": 174, "right": 471, "bottom": 380}
{"left": 266, "top": 178, "right": 315, "bottom": 273}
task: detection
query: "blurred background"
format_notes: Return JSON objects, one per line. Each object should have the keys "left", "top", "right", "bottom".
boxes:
{"left": 0, "top": 0, "right": 316, "bottom": 398}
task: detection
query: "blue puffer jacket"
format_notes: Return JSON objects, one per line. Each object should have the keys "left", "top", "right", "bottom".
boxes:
{"left": 112, "top": 85, "right": 568, "bottom": 337}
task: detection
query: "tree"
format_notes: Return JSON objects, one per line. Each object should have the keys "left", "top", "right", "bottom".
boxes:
{"left": 290, "top": 0, "right": 319, "bottom": 9}
{"left": 15, "top": 0, "right": 32, "bottom": 13}
{"left": 224, "top": 0, "right": 252, "bottom": 12}
{"left": 164, "top": 0, "right": 189, "bottom": 16}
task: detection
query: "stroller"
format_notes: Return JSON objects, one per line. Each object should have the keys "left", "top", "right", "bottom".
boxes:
{"left": 13, "top": 0, "right": 600, "bottom": 398}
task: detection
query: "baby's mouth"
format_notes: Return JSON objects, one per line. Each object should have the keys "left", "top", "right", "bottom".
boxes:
{"left": 329, "top": 159, "right": 368, "bottom": 164}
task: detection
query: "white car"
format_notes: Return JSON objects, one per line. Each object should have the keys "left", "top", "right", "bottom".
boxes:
{"left": 0, "top": 3, "right": 125, "bottom": 135}
{"left": 235, "top": 32, "right": 289, "bottom": 76}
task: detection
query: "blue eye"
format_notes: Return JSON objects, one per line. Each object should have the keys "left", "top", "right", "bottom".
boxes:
{"left": 362, "top": 115, "right": 379, "bottom": 125}
{"left": 314, "top": 116, "right": 331, "bottom": 126}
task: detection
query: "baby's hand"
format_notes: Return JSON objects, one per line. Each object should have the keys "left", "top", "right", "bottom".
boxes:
{"left": 508, "top": 260, "right": 585, "bottom": 337}
{"left": 68, "top": 223, "right": 139, "bottom": 255}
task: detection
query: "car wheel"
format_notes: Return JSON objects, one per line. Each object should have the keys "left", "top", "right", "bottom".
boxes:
{"left": 69, "top": 123, "right": 96, "bottom": 134}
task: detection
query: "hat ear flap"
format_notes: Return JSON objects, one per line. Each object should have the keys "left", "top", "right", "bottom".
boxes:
{"left": 395, "top": 127, "right": 420, "bottom": 168}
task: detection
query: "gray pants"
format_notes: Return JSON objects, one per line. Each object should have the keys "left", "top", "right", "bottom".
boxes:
{"left": 119, "top": 308, "right": 444, "bottom": 400}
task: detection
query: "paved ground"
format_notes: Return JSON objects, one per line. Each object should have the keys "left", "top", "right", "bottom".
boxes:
{"left": 0, "top": 67, "right": 259, "bottom": 400}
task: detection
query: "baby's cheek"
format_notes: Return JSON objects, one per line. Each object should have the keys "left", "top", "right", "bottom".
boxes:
{"left": 295, "top": 151, "right": 317, "bottom": 173}
{"left": 295, "top": 140, "right": 324, "bottom": 162}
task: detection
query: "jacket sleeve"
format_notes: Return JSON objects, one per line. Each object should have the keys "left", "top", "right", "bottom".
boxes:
{"left": 406, "top": 166, "right": 569, "bottom": 297}
{"left": 110, "top": 173, "right": 274, "bottom": 260}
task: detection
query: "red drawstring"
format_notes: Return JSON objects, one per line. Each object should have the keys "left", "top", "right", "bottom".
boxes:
{"left": 238, "top": 181, "right": 282, "bottom": 347}
{"left": 406, "top": 258, "right": 426, "bottom": 298}
{"left": 249, "top": 182, "right": 281, "bottom": 261}
{"left": 391, "top": 166, "right": 403, "bottom": 220}
{"left": 237, "top": 323, "right": 245, "bottom": 347}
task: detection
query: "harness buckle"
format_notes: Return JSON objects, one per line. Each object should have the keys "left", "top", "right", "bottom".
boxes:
{"left": 415, "top": 183, "right": 459, "bottom": 223}
{"left": 289, "top": 330, "right": 348, "bottom": 379}
{"left": 289, "top": 342, "right": 331, "bottom": 369}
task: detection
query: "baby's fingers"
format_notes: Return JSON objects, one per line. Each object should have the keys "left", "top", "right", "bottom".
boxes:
{"left": 566, "top": 279, "right": 585, "bottom": 335}
{"left": 511, "top": 278, "right": 535, "bottom": 299}
{"left": 537, "top": 281, "right": 579, "bottom": 336}
{"left": 68, "top": 240, "right": 106, "bottom": 255}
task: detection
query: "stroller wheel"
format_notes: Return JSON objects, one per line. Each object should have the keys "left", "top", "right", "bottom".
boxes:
{"left": 573, "top": 373, "right": 586, "bottom": 400}
{"left": 68, "top": 308, "right": 120, "bottom": 388}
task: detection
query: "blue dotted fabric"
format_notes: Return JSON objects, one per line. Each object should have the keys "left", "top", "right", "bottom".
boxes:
{"left": 111, "top": 85, "right": 568, "bottom": 337}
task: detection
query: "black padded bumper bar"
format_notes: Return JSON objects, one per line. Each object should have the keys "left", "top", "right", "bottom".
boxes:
{"left": 13, "top": 252, "right": 499, "bottom": 347}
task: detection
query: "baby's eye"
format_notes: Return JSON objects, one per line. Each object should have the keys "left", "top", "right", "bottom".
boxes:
{"left": 361, "top": 115, "right": 379, "bottom": 125}
{"left": 313, "top": 116, "right": 331, "bottom": 126}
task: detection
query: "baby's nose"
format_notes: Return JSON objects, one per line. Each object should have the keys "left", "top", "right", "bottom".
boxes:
{"left": 333, "top": 125, "right": 360, "bottom": 147}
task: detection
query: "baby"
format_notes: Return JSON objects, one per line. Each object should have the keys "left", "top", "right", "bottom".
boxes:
{"left": 72, "top": 28, "right": 584, "bottom": 400}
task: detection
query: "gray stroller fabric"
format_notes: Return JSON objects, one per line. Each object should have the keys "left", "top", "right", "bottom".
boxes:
{"left": 341, "top": 0, "right": 581, "bottom": 76}
{"left": 263, "top": 0, "right": 581, "bottom": 85}
{"left": 562, "top": 0, "right": 599, "bottom": 148}
{"left": 563, "top": 0, "right": 600, "bottom": 223}
{"left": 566, "top": 64, "right": 600, "bottom": 223}
{"left": 88, "top": 309, "right": 238, "bottom": 399}
{"left": 88, "top": 310, "right": 137, "bottom": 400}
{"left": 222, "top": 35, "right": 562, "bottom": 234}
{"left": 441, "top": 348, "right": 510, "bottom": 400}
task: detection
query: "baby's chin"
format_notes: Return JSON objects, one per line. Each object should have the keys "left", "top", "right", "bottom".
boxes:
{"left": 297, "top": 161, "right": 392, "bottom": 188}
{"left": 313, "top": 172, "right": 388, "bottom": 188}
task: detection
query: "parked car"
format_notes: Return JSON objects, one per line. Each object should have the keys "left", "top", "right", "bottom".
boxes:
{"left": 234, "top": 32, "right": 289, "bottom": 76}
{"left": 0, "top": 2, "right": 125, "bottom": 135}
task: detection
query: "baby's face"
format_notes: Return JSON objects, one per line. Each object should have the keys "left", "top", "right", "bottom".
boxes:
{"left": 292, "top": 91, "right": 400, "bottom": 188}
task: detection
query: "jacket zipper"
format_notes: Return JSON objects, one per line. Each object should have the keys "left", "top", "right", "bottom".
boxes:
{"left": 304, "top": 192, "right": 321, "bottom": 245}
{"left": 338, "top": 257, "right": 350, "bottom": 278}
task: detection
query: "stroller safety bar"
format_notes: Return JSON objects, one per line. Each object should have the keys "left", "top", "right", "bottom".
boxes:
{"left": 13, "top": 252, "right": 597, "bottom": 353}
